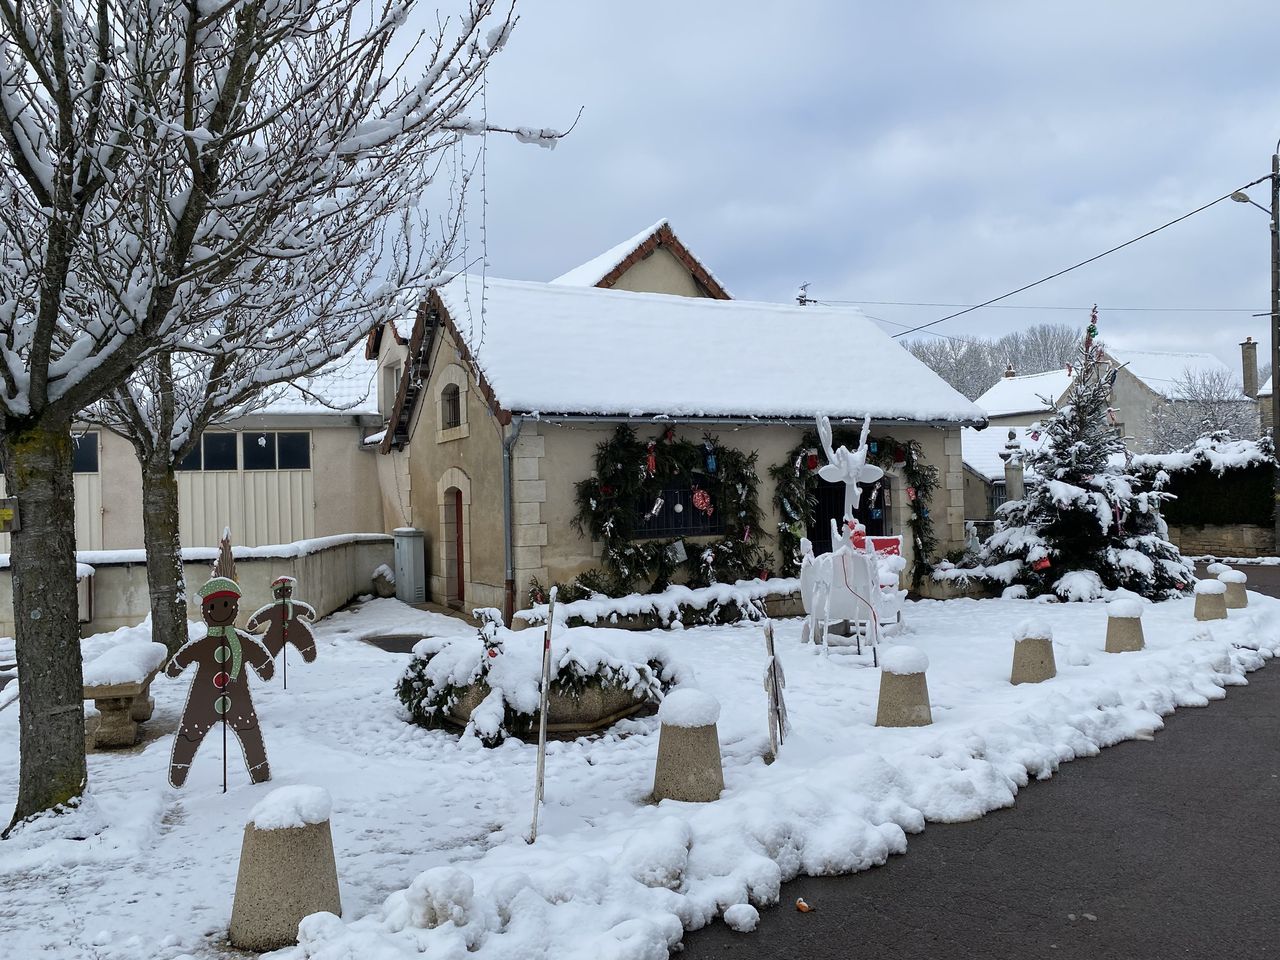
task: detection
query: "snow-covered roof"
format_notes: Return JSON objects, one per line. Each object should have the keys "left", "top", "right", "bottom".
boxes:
{"left": 975, "top": 369, "right": 1073, "bottom": 417}
{"left": 549, "top": 219, "right": 731, "bottom": 297}
{"left": 1106, "top": 348, "right": 1246, "bottom": 400}
{"left": 435, "top": 276, "right": 985, "bottom": 424}
{"left": 253, "top": 350, "right": 378, "bottom": 417}
{"left": 1258, "top": 375, "right": 1271, "bottom": 398}
{"left": 962, "top": 425, "right": 1046, "bottom": 482}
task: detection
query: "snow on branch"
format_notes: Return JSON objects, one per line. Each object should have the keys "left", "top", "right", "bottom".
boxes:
{"left": 1, "top": 0, "right": 565, "bottom": 432}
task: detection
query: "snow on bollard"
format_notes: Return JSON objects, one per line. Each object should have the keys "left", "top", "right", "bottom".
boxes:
{"left": 230, "top": 785, "right": 342, "bottom": 952}
{"left": 1193, "top": 579, "right": 1228, "bottom": 622}
{"left": 1205, "top": 561, "right": 1231, "bottom": 577}
{"left": 875, "top": 646, "right": 932, "bottom": 727}
{"left": 1010, "top": 620, "right": 1056, "bottom": 684}
{"left": 652, "top": 689, "right": 724, "bottom": 803}
{"left": 1218, "top": 570, "right": 1248, "bottom": 609}
{"left": 1104, "top": 600, "right": 1146, "bottom": 653}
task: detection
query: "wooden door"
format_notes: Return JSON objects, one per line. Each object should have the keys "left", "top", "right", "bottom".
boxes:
{"left": 453, "top": 488, "right": 465, "bottom": 605}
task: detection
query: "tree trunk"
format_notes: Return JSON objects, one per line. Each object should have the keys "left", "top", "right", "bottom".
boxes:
{"left": 140, "top": 455, "right": 189, "bottom": 656}
{"left": 2, "top": 418, "right": 86, "bottom": 833}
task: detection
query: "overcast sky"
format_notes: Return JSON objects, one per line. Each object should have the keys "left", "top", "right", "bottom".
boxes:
{"left": 427, "top": 1, "right": 1279, "bottom": 376}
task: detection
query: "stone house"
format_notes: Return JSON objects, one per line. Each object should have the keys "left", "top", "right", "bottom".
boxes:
{"left": 368, "top": 221, "right": 986, "bottom": 620}
{"left": 962, "top": 347, "right": 1250, "bottom": 520}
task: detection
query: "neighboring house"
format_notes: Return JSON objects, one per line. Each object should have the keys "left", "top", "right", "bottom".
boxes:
{"left": 963, "top": 347, "right": 1248, "bottom": 516}
{"left": 961, "top": 425, "right": 1045, "bottom": 522}
{"left": 1258, "top": 376, "right": 1273, "bottom": 434}
{"left": 367, "top": 220, "right": 986, "bottom": 619}
{"left": 0, "top": 357, "right": 384, "bottom": 553}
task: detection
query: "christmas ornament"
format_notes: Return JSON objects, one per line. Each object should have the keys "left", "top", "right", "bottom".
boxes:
{"left": 869, "top": 441, "right": 878, "bottom": 453}
{"left": 645, "top": 496, "right": 665, "bottom": 521}
{"left": 742, "top": 525, "right": 752, "bottom": 542}
{"left": 646, "top": 440, "right": 657, "bottom": 477}
{"left": 906, "top": 486, "right": 917, "bottom": 502}
{"left": 674, "top": 502, "right": 684, "bottom": 513}
{"left": 703, "top": 439, "right": 718, "bottom": 474}
{"left": 600, "top": 484, "right": 615, "bottom": 497}
{"left": 1032, "top": 557, "right": 1051, "bottom": 571}
{"left": 894, "top": 447, "right": 907, "bottom": 464}
{"left": 692, "top": 487, "right": 713, "bottom": 517}
{"left": 663, "top": 426, "right": 675, "bottom": 443}
{"left": 1030, "top": 431, "right": 1041, "bottom": 442}
{"left": 805, "top": 449, "right": 819, "bottom": 471}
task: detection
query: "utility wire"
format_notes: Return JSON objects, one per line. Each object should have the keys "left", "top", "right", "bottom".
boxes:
{"left": 880, "top": 174, "right": 1274, "bottom": 339}
{"left": 821, "top": 300, "right": 1264, "bottom": 314}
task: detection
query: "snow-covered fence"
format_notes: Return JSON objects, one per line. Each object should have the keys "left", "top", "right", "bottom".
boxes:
{"left": 0, "top": 534, "right": 392, "bottom": 637}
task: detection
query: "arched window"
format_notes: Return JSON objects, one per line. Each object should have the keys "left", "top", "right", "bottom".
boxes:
{"left": 442, "top": 383, "right": 462, "bottom": 429}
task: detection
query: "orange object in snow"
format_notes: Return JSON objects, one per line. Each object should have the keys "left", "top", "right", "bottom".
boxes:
{"left": 795, "top": 898, "right": 814, "bottom": 913}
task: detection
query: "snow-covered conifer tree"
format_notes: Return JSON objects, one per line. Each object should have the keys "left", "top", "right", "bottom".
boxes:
{"left": 972, "top": 310, "right": 1193, "bottom": 601}
{"left": 0, "top": 0, "right": 559, "bottom": 830}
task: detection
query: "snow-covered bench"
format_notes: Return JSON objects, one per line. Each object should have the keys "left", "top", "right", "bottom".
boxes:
{"left": 82, "top": 641, "right": 168, "bottom": 749}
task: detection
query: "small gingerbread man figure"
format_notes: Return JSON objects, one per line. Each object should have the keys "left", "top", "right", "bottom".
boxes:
{"left": 165, "top": 576, "right": 274, "bottom": 788}
{"left": 246, "top": 576, "right": 318, "bottom": 665}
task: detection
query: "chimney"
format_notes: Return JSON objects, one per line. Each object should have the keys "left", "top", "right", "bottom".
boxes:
{"left": 1241, "top": 336, "right": 1259, "bottom": 399}
{"left": 1003, "top": 362, "right": 1017, "bottom": 379}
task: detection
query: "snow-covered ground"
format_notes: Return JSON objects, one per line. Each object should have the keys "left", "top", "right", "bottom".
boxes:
{"left": 1, "top": 594, "right": 1277, "bottom": 960}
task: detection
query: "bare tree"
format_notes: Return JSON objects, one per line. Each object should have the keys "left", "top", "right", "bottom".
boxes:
{"left": 906, "top": 323, "right": 1081, "bottom": 400}
{"left": 0, "top": 0, "right": 558, "bottom": 830}
{"left": 1149, "top": 367, "right": 1260, "bottom": 452}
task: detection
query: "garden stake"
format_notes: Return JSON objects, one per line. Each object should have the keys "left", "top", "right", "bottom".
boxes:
{"left": 529, "top": 587, "right": 557, "bottom": 843}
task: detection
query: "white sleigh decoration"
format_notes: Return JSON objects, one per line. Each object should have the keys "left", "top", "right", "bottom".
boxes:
{"left": 798, "top": 415, "right": 907, "bottom": 653}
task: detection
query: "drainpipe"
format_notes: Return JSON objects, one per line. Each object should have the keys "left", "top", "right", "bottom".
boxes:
{"left": 502, "top": 415, "right": 525, "bottom": 624}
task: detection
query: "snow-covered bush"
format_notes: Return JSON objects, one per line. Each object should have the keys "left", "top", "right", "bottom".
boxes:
{"left": 936, "top": 314, "right": 1194, "bottom": 601}
{"left": 396, "top": 618, "right": 688, "bottom": 747}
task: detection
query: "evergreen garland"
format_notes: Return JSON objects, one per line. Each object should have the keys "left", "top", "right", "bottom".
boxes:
{"left": 771, "top": 429, "right": 940, "bottom": 585}
{"left": 571, "top": 425, "right": 773, "bottom": 594}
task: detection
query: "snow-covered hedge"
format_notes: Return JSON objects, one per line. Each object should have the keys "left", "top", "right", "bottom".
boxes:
{"left": 396, "top": 619, "right": 689, "bottom": 747}
{"left": 516, "top": 576, "right": 799, "bottom": 628}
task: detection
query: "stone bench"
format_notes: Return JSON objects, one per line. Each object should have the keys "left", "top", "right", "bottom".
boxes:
{"left": 82, "top": 640, "right": 168, "bottom": 749}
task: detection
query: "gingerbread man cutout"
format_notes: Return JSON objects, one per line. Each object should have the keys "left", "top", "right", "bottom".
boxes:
{"left": 165, "top": 576, "right": 274, "bottom": 788}
{"left": 246, "top": 576, "right": 318, "bottom": 671}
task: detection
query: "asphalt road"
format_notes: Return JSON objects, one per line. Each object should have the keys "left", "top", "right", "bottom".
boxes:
{"left": 680, "top": 597, "right": 1280, "bottom": 960}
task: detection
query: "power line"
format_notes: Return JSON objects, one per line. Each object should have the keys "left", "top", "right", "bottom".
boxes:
{"left": 883, "top": 173, "right": 1275, "bottom": 339}
{"left": 822, "top": 300, "right": 1265, "bottom": 314}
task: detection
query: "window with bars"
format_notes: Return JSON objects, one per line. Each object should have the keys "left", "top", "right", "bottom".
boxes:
{"left": 634, "top": 487, "right": 724, "bottom": 539}
{"left": 442, "top": 383, "right": 462, "bottom": 429}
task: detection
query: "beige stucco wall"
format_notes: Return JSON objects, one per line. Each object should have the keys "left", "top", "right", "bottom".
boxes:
{"left": 99, "top": 428, "right": 144, "bottom": 549}
{"left": 400, "top": 325, "right": 508, "bottom": 610}
{"left": 528, "top": 420, "right": 964, "bottom": 604}
{"left": 91, "top": 419, "right": 382, "bottom": 550}
{"left": 0, "top": 536, "right": 393, "bottom": 638}
{"left": 608, "top": 246, "right": 712, "bottom": 298}
{"left": 963, "top": 464, "right": 993, "bottom": 521}
{"left": 1107, "top": 368, "right": 1163, "bottom": 452}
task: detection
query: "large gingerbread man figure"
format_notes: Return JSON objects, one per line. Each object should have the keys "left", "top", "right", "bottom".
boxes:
{"left": 246, "top": 576, "right": 318, "bottom": 670}
{"left": 165, "top": 576, "right": 274, "bottom": 788}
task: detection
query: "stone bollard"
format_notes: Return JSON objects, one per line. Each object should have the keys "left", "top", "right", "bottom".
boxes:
{"left": 1205, "top": 561, "right": 1231, "bottom": 578}
{"left": 1010, "top": 620, "right": 1056, "bottom": 684}
{"left": 1193, "top": 579, "right": 1228, "bottom": 622}
{"left": 230, "top": 785, "right": 342, "bottom": 952}
{"left": 1218, "top": 570, "right": 1248, "bottom": 609}
{"left": 1105, "top": 600, "right": 1145, "bottom": 653}
{"left": 652, "top": 689, "right": 724, "bottom": 803}
{"left": 875, "top": 646, "right": 932, "bottom": 727}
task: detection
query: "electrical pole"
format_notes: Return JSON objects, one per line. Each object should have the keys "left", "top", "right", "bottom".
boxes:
{"left": 1271, "top": 149, "right": 1280, "bottom": 551}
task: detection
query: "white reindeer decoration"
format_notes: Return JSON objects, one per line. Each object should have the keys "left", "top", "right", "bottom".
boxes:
{"left": 799, "top": 415, "right": 906, "bottom": 652}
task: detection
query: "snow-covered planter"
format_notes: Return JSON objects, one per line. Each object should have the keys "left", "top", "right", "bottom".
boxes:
{"left": 396, "top": 616, "right": 689, "bottom": 746}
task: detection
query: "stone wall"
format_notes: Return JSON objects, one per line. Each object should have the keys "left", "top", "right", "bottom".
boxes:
{"left": 0, "top": 534, "right": 393, "bottom": 638}
{"left": 1165, "top": 523, "right": 1275, "bottom": 558}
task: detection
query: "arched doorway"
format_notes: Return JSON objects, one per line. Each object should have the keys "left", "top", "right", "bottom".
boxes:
{"left": 442, "top": 487, "right": 464, "bottom": 606}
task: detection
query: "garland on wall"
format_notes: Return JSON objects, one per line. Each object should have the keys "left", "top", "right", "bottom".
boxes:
{"left": 770, "top": 428, "right": 940, "bottom": 586}
{"left": 568, "top": 425, "right": 773, "bottom": 596}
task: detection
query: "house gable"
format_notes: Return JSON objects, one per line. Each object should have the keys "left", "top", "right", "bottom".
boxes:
{"left": 550, "top": 220, "right": 732, "bottom": 300}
